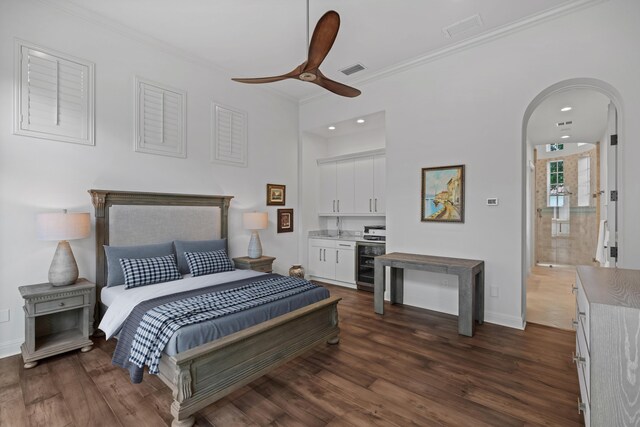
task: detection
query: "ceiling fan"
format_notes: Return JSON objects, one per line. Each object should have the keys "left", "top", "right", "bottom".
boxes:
{"left": 232, "top": 9, "right": 361, "bottom": 98}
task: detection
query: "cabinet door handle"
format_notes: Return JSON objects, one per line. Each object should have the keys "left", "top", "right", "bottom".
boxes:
{"left": 369, "top": 199, "right": 372, "bottom": 212}
{"left": 333, "top": 200, "right": 335, "bottom": 212}
{"left": 375, "top": 198, "right": 378, "bottom": 212}
{"left": 337, "top": 200, "right": 340, "bottom": 212}
{"left": 572, "top": 351, "right": 585, "bottom": 364}
{"left": 336, "top": 250, "right": 339, "bottom": 263}
{"left": 323, "top": 249, "right": 326, "bottom": 262}
{"left": 319, "top": 248, "right": 322, "bottom": 261}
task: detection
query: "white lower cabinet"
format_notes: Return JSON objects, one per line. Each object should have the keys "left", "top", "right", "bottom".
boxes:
{"left": 308, "top": 239, "right": 355, "bottom": 285}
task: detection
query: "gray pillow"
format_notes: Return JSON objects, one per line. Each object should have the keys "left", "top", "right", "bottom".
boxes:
{"left": 104, "top": 242, "right": 174, "bottom": 287}
{"left": 173, "top": 239, "right": 227, "bottom": 274}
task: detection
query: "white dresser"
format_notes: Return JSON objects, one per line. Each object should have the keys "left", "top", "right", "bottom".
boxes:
{"left": 574, "top": 266, "right": 640, "bottom": 426}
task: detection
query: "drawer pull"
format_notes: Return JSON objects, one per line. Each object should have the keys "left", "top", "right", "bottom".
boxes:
{"left": 572, "top": 352, "right": 586, "bottom": 364}
{"left": 572, "top": 319, "right": 579, "bottom": 329}
{"left": 577, "top": 398, "right": 587, "bottom": 414}
{"left": 578, "top": 311, "right": 586, "bottom": 318}
{"left": 59, "top": 302, "right": 65, "bottom": 307}
{"left": 571, "top": 285, "right": 578, "bottom": 294}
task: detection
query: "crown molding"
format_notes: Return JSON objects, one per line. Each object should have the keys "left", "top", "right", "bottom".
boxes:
{"left": 32, "top": 0, "right": 299, "bottom": 104}
{"left": 299, "top": 0, "right": 608, "bottom": 105}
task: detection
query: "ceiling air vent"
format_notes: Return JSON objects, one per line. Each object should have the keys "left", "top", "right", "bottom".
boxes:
{"left": 556, "top": 121, "right": 574, "bottom": 127}
{"left": 443, "top": 14, "right": 483, "bottom": 38}
{"left": 340, "top": 63, "right": 366, "bottom": 76}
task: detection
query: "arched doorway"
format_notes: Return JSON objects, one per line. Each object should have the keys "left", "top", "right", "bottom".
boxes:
{"left": 521, "top": 78, "right": 623, "bottom": 329}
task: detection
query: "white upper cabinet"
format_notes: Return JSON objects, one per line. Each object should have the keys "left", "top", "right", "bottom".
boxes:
{"left": 318, "top": 162, "right": 337, "bottom": 214}
{"left": 373, "top": 155, "right": 386, "bottom": 214}
{"left": 336, "top": 160, "right": 355, "bottom": 214}
{"left": 317, "top": 150, "right": 385, "bottom": 216}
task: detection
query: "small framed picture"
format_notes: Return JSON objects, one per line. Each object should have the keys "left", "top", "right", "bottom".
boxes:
{"left": 277, "top": 209, "right": 294, "bottom": 233}
{"left": 421, "top": 164, "right": 465, "bottom": 223}
{"left": 266, "top": 184, "right": 286, "bottom": 206}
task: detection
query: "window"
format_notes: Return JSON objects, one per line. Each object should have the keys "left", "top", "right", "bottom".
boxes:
{"left": 135, "top": 77, "right": 186, "bottom": 158}
{"left": 546, "top": 143, "right": 564, "bottom": 152}
{"left": 547, "top": 160, "right": 565, "bottom": 207}
{"left": 577, "top": 157, "right": 591, "bottom": 207}
{"left": 14, "top": 40, "right": 95, "bottom": 145}
{"left": 211, "top": 103, "right": 247, "bottom": 167}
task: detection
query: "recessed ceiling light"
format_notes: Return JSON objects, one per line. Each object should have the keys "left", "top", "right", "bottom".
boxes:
{"left": 561, "top": 106, "right": 572, "bottom": 112}
{"left": 328, "top": 126, "right": 336, "bottom": 130}
{"left": 356, "top": 119, "right": 365, "bottom": 124}
{"left": 561, "top": 135, "right": 570, "bottom": 139}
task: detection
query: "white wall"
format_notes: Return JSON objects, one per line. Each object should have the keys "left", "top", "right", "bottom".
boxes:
{"left": 300, "top": 0, "right": 640, "bottom": 328}
{"left": 0, "top": 0, "right": 299, "bottom": 356}
{"left": 325, "top": 127, "right": 386, "bottom": 157}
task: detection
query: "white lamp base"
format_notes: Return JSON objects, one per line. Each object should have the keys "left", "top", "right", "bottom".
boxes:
{"left": 247, "top": 231, "right": 263, "bottom": 259}
{"left": 48, "top": 240, "right": 79, "bottom": 287}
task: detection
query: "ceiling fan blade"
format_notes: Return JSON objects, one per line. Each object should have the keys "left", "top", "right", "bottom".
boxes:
{"left": 313, "top": 70, "right": 361, "bottom": 97}
{"left": 232, "top": 75, "right": 291, "bottom": 84}
{"left": 304, "top": 10, "right": 340, "bottom": 72}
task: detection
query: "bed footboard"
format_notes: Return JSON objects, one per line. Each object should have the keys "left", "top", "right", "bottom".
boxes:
{"left": 157, "top": 295, "right": 341, "bottom": 427}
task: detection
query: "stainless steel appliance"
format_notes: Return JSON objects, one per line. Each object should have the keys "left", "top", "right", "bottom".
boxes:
{"left": 363, "top": 225, "right": 386, "bottom": 241}
{"left": 356, "top": 241, "right": 385, "bottom": 292}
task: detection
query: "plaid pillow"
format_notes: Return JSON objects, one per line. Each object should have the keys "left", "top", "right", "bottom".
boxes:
{"left": 184, "top": 249, "right": 235, "bottom": 277}
{"left": 120, "top": 255, "right": 181, "bottom": 289}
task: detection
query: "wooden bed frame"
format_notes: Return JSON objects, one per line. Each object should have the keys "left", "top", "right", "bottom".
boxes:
{"left": 89, "top": 189, "right": 341, "bottom": 427}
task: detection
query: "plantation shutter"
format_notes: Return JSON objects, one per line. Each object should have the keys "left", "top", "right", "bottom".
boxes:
{"left": 135, "top": 78, "right": 186, "bottom": 158}
{"left": 17, "top": 44, "right": 94, "bottom": 145}
{"left": 212, "top": 103, "right": 247, "bottom": 167}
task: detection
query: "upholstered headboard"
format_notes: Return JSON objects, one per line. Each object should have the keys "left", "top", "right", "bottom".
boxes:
{"left": 89, "top": 189, "right": 233, "bottom": 295}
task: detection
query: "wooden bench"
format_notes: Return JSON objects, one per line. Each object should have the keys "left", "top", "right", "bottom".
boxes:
{"left": 374, "top": 252, "right": 484, "bottom": 336}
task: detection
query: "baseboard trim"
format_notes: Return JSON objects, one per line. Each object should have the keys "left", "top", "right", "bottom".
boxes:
{"left": 308, "top": 276, "right": 357, "bottom": 290}
{"left": 0, "top": 338, "right": 23, "bottom": 359}
{"left": 484, "top": 311, "right": 525, "bottom": 330}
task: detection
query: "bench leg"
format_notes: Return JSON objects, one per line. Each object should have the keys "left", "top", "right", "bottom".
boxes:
{"left": 374, "top": 261, "right": 385, "bottom": 314}
{"left": 390, "top": 267, "right": 404, "bottom": 305}
{"left": 458, "top": 271, "right": 475, "bottom": 337}
{"left": 476, "top": 269, "right": 484, "bottom": 325}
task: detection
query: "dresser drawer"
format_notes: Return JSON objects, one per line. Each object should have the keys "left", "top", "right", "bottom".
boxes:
{"left": 576, "top": 328, "right": 590, "bottom": 404}
{"left": 575, "top": 276, "right": 590, "bottom": 349}
{"left": 577, "top": 362, "right": 591, "bottom": 427}
{"left": 34, "top": 294, "right": 85, "bottom": 314}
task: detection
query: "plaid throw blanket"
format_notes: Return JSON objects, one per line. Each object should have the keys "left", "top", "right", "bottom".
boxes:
{"left": 128, "top": 276, "right": 318, "bottom": 376}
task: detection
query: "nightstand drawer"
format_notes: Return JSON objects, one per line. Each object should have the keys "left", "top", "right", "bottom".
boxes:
{"left": 35, "top": 295, "right": 85, "bottom": 314}
{"left": 253, "top": 265, "right": 272, "bottom": 273}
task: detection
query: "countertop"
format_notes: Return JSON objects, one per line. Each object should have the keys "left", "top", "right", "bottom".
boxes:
{"left": 308, "top": 230, "right": 384, "bottom": 243}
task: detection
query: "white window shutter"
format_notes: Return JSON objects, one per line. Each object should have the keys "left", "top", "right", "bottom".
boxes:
{"left": 14, "top": 40, "right": 94, "bottom": 145}
{"left": 211, "top": 103, "right": 247, "bottom": 167}
{"left": 134, "top": 77, "right": 186, "bottom": 158}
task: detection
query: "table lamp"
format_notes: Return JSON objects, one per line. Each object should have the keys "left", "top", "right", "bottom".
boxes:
{"left": 243, "top": 212, "right": 268, "bottom": 259}
{"left": 36, "top": 210, "right": 90, "bottom": 286}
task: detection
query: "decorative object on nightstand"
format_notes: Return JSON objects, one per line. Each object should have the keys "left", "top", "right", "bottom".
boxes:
{"left": 19, "top": 279, "right": 95, "bottom": 369}
{"left": 36, "top": 210, "right": 90, "bottom": 286}
{"left": 243, "top": 212, "right": 268, "bottom": 258}
{"left": 233, "top": 256, "right": 276, "bottom": 273}
{"left": 288, "top": 264, "right": 305, "bottom": 278}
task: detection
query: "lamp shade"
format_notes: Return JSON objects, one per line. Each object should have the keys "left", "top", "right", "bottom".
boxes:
{"left": 243, "top": 212, "right": 268, "bottom": 230}
{"left": 36, "top": 211, "right": 90, "bottom": 241}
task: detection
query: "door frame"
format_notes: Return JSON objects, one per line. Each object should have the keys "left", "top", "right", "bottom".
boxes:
{"left": 520, "top": 78, "right": 625, "bottom": 326}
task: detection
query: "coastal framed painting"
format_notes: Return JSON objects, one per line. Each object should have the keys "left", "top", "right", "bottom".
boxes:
{"left": 266, "top": 184, "right": 286, "bottom": 206}
{"left": 421, "top": 165, "right": 465, "bottom": 223}
{"left": 277, "top": 208, "right": 294, "bottom": 233}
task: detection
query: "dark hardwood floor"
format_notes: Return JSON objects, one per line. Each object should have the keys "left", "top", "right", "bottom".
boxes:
{"left": 0, "top": 283, "right": 583, "bottom": 426}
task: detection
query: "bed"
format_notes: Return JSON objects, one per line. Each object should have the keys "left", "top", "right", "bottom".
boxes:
{"left": 89, "top": 189, "right": 341, "bottom": 427}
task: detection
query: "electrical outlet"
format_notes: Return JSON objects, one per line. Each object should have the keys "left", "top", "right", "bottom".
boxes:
{"left": 490, "top": 286, "right": 499, "bottom": 297}
{"left": 0, "top": 309, "right": 9, "bottom": 323}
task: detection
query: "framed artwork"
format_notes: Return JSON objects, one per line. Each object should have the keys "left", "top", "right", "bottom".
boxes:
{"left": 277, "top": 208, "right": 294, "bottom": 233}
{"left": 421, "top": 165, "right": 465, "bottom": 223}
{"left": 266, "top": 184, "right": 286, "bottom": 206}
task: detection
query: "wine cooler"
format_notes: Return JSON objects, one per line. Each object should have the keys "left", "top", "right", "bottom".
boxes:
{"left": 356, "top": 241, "right": 386, "bottom": 292}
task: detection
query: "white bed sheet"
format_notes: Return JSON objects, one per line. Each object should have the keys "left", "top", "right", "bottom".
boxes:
{"left": 99, "top": 269, "right": 265, "bottom": 339}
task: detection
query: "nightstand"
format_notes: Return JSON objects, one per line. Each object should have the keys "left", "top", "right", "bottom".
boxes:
{"left": 233, "top": 256, "right": 276, "bottom": 273}
{"left": 19, "top": 279, "right": 95, "bottom": 369}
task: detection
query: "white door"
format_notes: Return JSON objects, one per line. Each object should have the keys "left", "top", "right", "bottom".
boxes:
{"left": 318, "top": 162, "right": 337, "bottom": 214}
{"left": 354, "top": 156, "right": 375, "bottom": 213}
{"left": 319, "top": 247, "right": 335, "bottom": 279}
{"left": 336, "top": 159, "right": 355, "bottom": 213}
{"left": 605, "top": 102, "right": 618, "bottom": 266}
{"left": 335, "top": 247, "right": 355, "bottom": 284}
{"left": 373, "top": 155, "right": 386, "bottom": 214}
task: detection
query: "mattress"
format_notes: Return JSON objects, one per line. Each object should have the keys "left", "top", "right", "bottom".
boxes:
{"left": 100, "top": 270, "right": 330, "bottom": 357}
